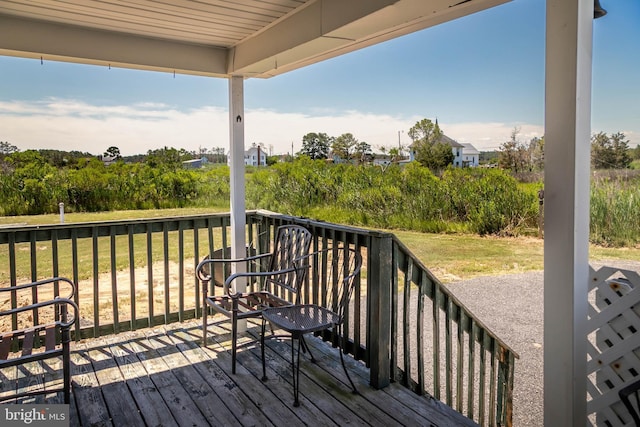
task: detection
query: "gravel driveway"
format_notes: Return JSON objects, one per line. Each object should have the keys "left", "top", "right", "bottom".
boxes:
{"left": 444, "top": 260, "right": 640, "bottom": 427}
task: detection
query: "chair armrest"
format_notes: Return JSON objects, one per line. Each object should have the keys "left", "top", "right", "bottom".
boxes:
{"left": 224, "top": 266, "right": 303, "bottom": 298}
{"left": 1, "top": 297, "right": 79, "bottom": 330}
{"left": 196, "top": 253, "right": 272, "bottom": 282}
{"left": 0, "top": 277, "right": 76, "bottom": 300}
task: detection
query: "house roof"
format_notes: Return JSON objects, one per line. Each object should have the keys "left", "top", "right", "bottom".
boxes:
{"left": 438, "top": 133, "right": 464, "bottom": 148}
{"left": 0, "top": 0, "right": 509, "bottom": 79}
{"left": 461, "top": 143, "right": 480, "bottom": 155}
{"left": 408, "top": 133, "right": 464, "bottom": 148}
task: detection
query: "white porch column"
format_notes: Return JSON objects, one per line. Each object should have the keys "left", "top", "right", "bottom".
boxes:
{"left": 544, "top": 0, "right": 593, "bottom": 425}
{"left": 229, "top": 76, "right": 247, "bottom": 301}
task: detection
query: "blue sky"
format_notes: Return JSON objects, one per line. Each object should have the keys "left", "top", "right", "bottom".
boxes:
{"left": 1, "top": 0, "right": 638, "bottom": 156}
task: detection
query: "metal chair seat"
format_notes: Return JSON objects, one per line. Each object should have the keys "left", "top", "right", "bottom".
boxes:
{"left": 262, "top": 304, "right": 340, "bottom": 336}
{"left": 260, "top": 247, "right": 362, "bottom": 407}
{"left": 207, "top": 291, "right": 292, "bottom": 319}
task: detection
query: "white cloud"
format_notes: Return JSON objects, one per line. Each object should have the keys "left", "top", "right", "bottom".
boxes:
{"left": 621, "top": 130, "right": 639, "bottom": 148}
{"left": 442, "top": 122, "right": 544, "bottom": 151}
{"left": 1, "top": 99, "right": 549, "bottom": 156}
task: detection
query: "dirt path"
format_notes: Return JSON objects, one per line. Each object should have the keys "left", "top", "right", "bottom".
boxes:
{"left": 445, "top": 260, "right": 640, "bottom": 426}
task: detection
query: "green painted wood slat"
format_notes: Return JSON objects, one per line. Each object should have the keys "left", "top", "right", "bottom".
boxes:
{"left": 110, "top": 228, "right": 119, "bottom": 334}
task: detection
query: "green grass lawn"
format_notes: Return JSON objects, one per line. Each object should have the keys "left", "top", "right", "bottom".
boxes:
{"left": 393, "top": 230, "right": 640, "bottom": 282}
{"left": 0, "top": 207, "right": 228, "bottom": 226}
{"left": 2, "top": 208, "right": 639, "bottom": 283}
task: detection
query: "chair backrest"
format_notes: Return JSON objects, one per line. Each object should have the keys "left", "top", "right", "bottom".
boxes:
{"left": 299, "top": 247, "right": 362, "bottom": 322}
{"left": 263, "top": 225, "right": 313, "bottom": 295}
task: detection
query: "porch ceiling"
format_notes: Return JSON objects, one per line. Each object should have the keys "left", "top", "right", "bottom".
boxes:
{"left": 0, "top": 0, "right": 508, "bottom": 78}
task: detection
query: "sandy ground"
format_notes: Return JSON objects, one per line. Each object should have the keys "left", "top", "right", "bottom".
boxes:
{"left": 0, "top": 261, "right": 199, "bottom": 331}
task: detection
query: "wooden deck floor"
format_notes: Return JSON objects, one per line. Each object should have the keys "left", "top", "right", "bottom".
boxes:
{"left": 1, "top": 319, "right": 477, "bottom": 426}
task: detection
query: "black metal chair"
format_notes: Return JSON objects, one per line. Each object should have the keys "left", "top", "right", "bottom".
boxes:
{"left": 620, "top": 378, "right": 640, "bottom": 427}
{"left": 260, "top": 246, "right": 362, "bottom": 407}
{"left": 0, "top": 277, "right": 78, "bottom": 404}
{"left": 196, "top": 224, "right": 312, "bottom": 373}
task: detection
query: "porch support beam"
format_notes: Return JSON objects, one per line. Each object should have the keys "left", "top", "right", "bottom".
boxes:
{"left": 0, "top": 14, "right": 228, "bottom": 77}
{"left": 229, "top": 76, "right": 247, "bottom": 314}
{"left": 544, "top": 0, "right": 593, "bottom": 424}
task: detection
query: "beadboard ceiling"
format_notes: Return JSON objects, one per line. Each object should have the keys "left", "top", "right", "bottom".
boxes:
{"left": 0, "top": 0, "right": 509, "bottom": 78}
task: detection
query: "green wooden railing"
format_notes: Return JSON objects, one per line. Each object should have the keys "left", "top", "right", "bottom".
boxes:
{"left": 0, "top": 210, "right": 517, "bottom": 426}
{"left": 391, "top": 237, "right": 518, "bottom": 427}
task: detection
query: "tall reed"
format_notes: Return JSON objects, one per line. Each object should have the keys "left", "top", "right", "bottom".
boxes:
{"left": 590, "top": 176, "right": 640, "bottom": 246}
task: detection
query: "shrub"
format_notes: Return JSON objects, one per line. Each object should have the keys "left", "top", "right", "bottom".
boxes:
{"left": 590, "top": 176, "right": 640, "bottom": 246}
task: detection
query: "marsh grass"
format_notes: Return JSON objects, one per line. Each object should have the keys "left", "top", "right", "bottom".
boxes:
{"left": 590, "top": 175, "right": 640, "bottom": 247}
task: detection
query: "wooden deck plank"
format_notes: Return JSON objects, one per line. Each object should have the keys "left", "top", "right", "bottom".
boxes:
{"left": 71, "top": 342, "right": 114, "bottom": 427}
{"left": 143, "top": 327, "right": 241, "bottom": 426}
{"left": 107, "top": 333, "right": 179, "bottom": 427}
{"left": 158, "top": 324, "right": 271, "bottom": 426}
{"left": 243, "top": 346, "right": 344, "bottom": 426}
{"left": 168, "top": 324, "right": 277, "bottom": 427}
{"left": 231, "top": 326, "right": 367, "bottom": 426}
{"left": 39, "top": 347, "right": 68, "bottom": 404}
{"left": 67, "top": 320, "right": 479, "bottom": 427}
{"left": 125, "top": 331, "right": 212, "bottom": 427}
{"left": 84, "top": 337, "right": 145, "bottom": 427}
{"left": 0, "top": 365, "right": 18, "bottom": 402}
{"left": 15, "top": 359, "right": 45, "bottom": 403}
{"left": 301, "top": 331, "right": 480, "bottom": 427}
{"left": 195, "top": 320, "right": 307, "bottom": 426}
{"left": 203, "top": 321, "right": 342, "bottom": 426}
{"left": 259, "top": 332, "right": 404, "bottom": 426}
{"left": 209, "top": 322, "right": 344, "bottom": 426}
{"left": 0, "top": 343, "right": 76, "bottom": 407}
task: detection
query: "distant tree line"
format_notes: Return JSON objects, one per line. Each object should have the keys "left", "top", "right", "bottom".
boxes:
{"left": 299, "top": 132, "right": 374, "bottom": 164}
{"left": 496, "top": 128, "right": 635, "bottom": 173}
{"left": 298, "top": 118, "right": 458, "bottom": 173}
{"left": 0, "top": 147, "right": 229, "bottom": 215}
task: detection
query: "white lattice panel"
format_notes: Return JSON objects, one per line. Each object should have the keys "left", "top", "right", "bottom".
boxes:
{"left": 587, "top": 265, "right": 640, "bottom": 427}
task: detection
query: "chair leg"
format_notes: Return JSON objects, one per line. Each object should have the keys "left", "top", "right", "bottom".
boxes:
{"left": 337, "top": 325, "right": 357, "bottom": 395}
{"left": 62, "top": 333, "right": 71, "bottom": 404}
{"left": 202, "top": 302, "right": 208, "bottom": 347}
{"left": 261, "top": 319, "right": 268, "bottom": 382}
{"left": 231, "top": 311, "right": 238, "bottom": 375}
{"left": 202, "top": 279, "right": 209, "bottom": 347}
{"left": 291, "top": 335, "right": 302, "bottom": 407}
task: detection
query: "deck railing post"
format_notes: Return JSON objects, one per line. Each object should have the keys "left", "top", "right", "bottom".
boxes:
{"left": 367, "top": 232, "right": 392, "bottom": 389}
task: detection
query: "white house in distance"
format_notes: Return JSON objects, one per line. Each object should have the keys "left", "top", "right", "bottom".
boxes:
{"left": 228, "top": 144, "right": 267, "bottom": 166}
{"left": 408, "top": 134, "right": 467, "bottom": 167}
{"left": 461, "top": 143, "right": 480, "bottom": 167}
{"left": 245, "top": 145, "right": 267, "bottom": 166}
